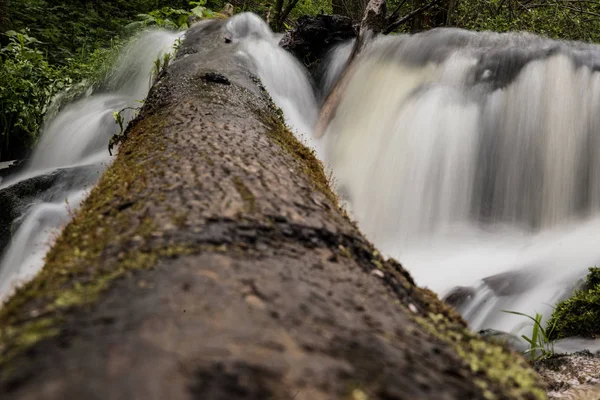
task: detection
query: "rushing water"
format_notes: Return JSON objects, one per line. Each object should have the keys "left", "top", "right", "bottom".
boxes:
{"left": 0, "top": 29, "right": 180, "bottom": 302}
{"left": 320, "top": 29, "right": 600, "bottom": 335}
{"left": 1, "top": 14, "right": 599, "bottom": 344}
{"left": 229, "top": 17, "right": 600, "bottom": 338}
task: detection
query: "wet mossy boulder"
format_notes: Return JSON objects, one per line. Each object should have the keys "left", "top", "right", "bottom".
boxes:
{"left": 0, "top": 164, "right": 103, "bottom": 255}
{"left": 547, "top": 267, "right": 600, "bottom": 340}
{"left": 0, "top": 172, "right": 60, "bottom": 254}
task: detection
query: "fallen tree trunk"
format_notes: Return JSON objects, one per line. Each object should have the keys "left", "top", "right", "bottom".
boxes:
{"left": 0, "top": 18, "right": 544, "bottom": 400}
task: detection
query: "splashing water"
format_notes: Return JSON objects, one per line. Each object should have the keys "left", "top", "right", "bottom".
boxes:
{"left": 226, "top": 13, "right": 320, "bottom": 152}
{"left": 321, "top": 28, "right": 600, "bottom": 335}
{"left": 0, "top": 29, "right": 181, "bottom": 302}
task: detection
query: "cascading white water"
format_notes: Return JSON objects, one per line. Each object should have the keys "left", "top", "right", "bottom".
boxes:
{"left": 226, "top": 13, "right": 321, "bottom": 152}
{"left": 11, "top": 30, "right": 182, "bottom": 178}
{"left": 0, "top": 29, "right": 181, "bottom": 303}
{"left": 320, "top": 28, "right": 600, "bottom": 335}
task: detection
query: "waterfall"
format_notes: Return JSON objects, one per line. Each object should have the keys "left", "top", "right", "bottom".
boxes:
{"left": 0, "top": 29, "right": 181, "bottom": 303}
{"left": 226, "top": 13, "right": 320, "bottom": 152}
{"left": 320, "top": 28, "right": 600, "bottom": 334}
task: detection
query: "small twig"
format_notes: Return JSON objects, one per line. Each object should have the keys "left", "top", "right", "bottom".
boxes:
{"left": 279, "top": 0, "right": 302, "bottom": 27}
{"left": 387, "top": 0, "right": 409, "bottom": 22}
{"left": 384, "top": 0, "right": 442, "bottom": 34}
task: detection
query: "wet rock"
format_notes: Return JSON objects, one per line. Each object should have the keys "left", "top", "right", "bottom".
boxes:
{"left": 0, "top": 159, "right": 25, "bottom": 182}
{"left": 478, "top": 328, "right": 529, "bottom": 353}
{"left": 483, "top": 270, "right": 537, "bottom": 296}
{"left": 536, "top": 351, "right": 600, "bottom": 398}
{"left": 0, "top": 164, "right": 103, "bottom": 255}
{"left": 280, "top": 15, "right": 356, "bottom": 70}
{"left": 443, "top": 286, "right": 476, "bottom": 309}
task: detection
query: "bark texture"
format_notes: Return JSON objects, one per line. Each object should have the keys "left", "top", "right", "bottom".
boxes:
{"left": 0, "top": 19, "right": 545, "bottom": 400}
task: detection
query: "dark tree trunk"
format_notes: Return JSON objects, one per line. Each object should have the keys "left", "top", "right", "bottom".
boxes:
{"left": 0, "top": 18, "right": 544, "bottom": 400}
{"left": 332, "top": 0, "right": 368, "bottom": 22}
{"left": 280, "top": 14, "right": 356, "bottom": 69}
{"left": 0, "top": 0, "right": 8, "bottom": 33}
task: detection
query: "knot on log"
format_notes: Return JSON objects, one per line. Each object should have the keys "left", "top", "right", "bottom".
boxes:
{"left": 202, "top": 72, "right": 231, "bottom": 85}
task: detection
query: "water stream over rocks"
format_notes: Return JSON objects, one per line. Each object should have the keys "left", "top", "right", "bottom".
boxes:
{"left": 319, "top": 29, "right": 600, "bottom": 340}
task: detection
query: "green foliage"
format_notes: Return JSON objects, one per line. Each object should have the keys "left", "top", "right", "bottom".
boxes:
{"left": 6, "top": 0, "right": 190, "bottom": 64}
{"left": 503, "top": 310, "right": 556, "bottom": 362}
{"left": 151, "top": 52, "right": 172, "bottom": 85}
{"left": 0, "top": 30, "right": 64, "bottom": 159}
{"left": 127, "top": 7, "right": 193, "bottom": 30}
{"left": 452, "top": 0, "right": 600, "bottom": 42}
{"left": 0, "top": 27, "right": 127, "bottom": 160}
{"left": 1, "top": 0, "right": 213, "bottom": 161}
{"left": 125, "top": 1, "right": 215, "bottom": 30}
{"left": 290, "top": 0, "right": 332, "bottom": 19}
{"left": 190, "top": 0, "right": 216, "bottom": 19}
{"left": 546, "top": 267, "right": 600, "bottom": 340}
{"left": 109, "top": 107, "right": 132, "bottom": 156}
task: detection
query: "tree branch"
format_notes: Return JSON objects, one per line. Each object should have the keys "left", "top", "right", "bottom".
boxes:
{"left": 387, "top": 0, "right": 410, "bottom": 23}
{"left": 279, "top": 0, "right": 302, "bottom": 28}
{"left": 384, "top": 0, "right": 442, "bottom": 34}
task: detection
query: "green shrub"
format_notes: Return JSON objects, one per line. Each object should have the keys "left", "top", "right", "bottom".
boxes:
{"left": 1, "top": 0, "right": 195, "bottom": 161}
{"left": 0, "top": 30, "right": 63, "bottom": 159}
{"left": 546, "top": 267, "right": 600, "bottom": 340}
{"left": 453, "top": 0, "right": 600, "bottom": 42}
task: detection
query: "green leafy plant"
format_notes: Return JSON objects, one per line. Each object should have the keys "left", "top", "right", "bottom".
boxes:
{"left": 151, "top": 51, "right": 172, "bottom": 86}
{"left": 502, "top": 310, "right": 557, "bottom": 361}
{"left": 1, "top": 0, "right": 199, "bottom": 161}
{"left": 190, "top": 0, "right": 215, "bottom": 19}
{"left": 453, "top": 0, "right": 600, "bottom": 42}
{"left": 108, "top": 104, "right": 142, "bottom": 155}
{"left": 0, "top": 29, "right": 64, "bottom": 159}
{"left": 126, "top": 7, "right": 191, "bottom": 30}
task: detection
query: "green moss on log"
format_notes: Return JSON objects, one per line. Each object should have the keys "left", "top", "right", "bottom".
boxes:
{"left": 259, "top": 99, "right": 339, "bottom": 207}
{"left": 0, "top": 110, "right": 194, "bottom": 371}
{"left": 547, "top": 267, "right": 600, "bottom": 340}
{"left": 232, "top": 175, "right": 257, "bottom": 213}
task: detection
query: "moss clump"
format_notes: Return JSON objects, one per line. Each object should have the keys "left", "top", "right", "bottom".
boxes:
{"left": 547, "top": 267, "right": 600, "bottom": 340}
{"left": 416, "top": 312, "right": 546, "bottom": 400}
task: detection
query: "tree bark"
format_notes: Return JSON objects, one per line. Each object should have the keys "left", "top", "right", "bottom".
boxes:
{"left": 0, "top": 19, "right": 544, "bottom": 400}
